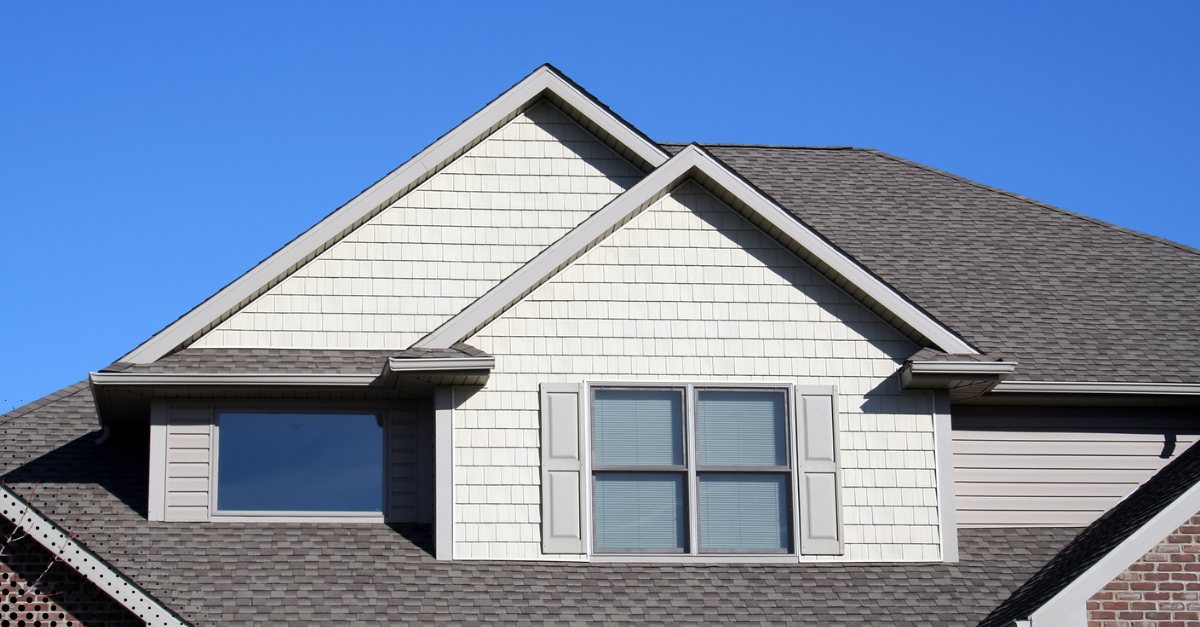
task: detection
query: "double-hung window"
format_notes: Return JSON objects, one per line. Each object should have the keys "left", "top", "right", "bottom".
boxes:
{"left": 591, "top": 386, "right": 793, "bottom": 555}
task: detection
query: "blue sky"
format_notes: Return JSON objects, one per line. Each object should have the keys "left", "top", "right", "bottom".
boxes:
{"left": 2, "top": 2, "right": 1198, "bottom": 412}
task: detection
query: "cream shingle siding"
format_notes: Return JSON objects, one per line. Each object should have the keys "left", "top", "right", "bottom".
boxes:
{"left": 456, "top": 182, "right": 941, "bottom": 561}
{"left": 193, "top": 101, "right": 643, "bottom": 349}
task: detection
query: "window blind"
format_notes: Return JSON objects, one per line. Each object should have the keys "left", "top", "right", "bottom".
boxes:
{"left": 594, "top": 473, "right": 686, "bottom": 551}
{"left": 699, "top": 474, "right": 789, "bottom": 551}
{"left": 594, "top": 389, "right": 683, "bottom": 466}
{"left": 697, "top": 390, "right": 786, "bottom": 467}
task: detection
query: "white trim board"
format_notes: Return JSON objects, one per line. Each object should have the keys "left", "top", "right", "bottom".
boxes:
{"left": 90, "top": 372, "right": 380, "bottom": 386}
{"left": 993, "top": 381, "right": 1200, "bottom": 395}
{"left": 118, "top": 65, "right": 669, "bottom": 364}
{"left": 414, "top": 144, "right": 977, "bottom": 355}
{"left": 0, "top": 485, "right": 189, "bottom": 626}
{"left": 1028, "top": 478, "right": 1200, "bottom": 626}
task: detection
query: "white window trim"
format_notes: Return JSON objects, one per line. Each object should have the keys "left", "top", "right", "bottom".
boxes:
{"left": 208, "top": 406, "right": 389, "bottom": 522}
{"left": 583, "top": 380, "right": 815, "bottom": 560}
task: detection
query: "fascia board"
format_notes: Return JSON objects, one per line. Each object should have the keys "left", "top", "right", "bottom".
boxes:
{"left": 415, "top": 144, "right": 978, "bottom": 356}
{"left": 993, "top": 381, "right": 1200, "bottom": 395}
{"left": 118, "top": 65, "right": 668, "bottom": 365}
{"left": 1030, "top": 478, "right": 1200, "bottom": 626}
{"left": 89, "top": 372, "right": 379, "bottom": 386}
{"left": 386, "top": 357, "right": 496, "bottom": 372}
{"left": 0, "top": 485, "right": 190, "bottom": 626}
{"left": 907, "top": 361, "right": 1018, "bottom": 375}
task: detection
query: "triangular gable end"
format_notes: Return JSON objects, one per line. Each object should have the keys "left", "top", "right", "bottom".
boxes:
{"left": 119, "top": 65, "right": 670, "bottom": 363}
{"left": 414, "top": 144, "right": 978, "bottom": 356}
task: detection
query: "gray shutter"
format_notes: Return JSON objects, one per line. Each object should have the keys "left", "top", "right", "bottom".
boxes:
{"left": 796, "top": 389, "right": 843, "bottom": 555}
{"left": 540, "top": 382, "right": 585, "bottom": 554}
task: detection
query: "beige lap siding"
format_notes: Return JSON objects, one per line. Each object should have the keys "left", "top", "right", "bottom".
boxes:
{"left": 193, "top": 101, "right": 644, "bottom": 349}
{"left": 955, "top": 431, "right": 1199, "bottom": 527}
{"left": 457, "top": 182, "right": 941, "bottom": 561}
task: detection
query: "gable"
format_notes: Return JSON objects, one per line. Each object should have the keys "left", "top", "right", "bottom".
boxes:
{"left": 452, "top": 181, "right": 945, "bottom": 562}
{"left": 191, "top": 101, "right": 644, "bottom": 350}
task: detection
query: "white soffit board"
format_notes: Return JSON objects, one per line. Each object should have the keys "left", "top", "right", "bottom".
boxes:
{"left": 415, "top": 145, "right": 978, "bottom": 355}
{"left": 0, "top": 485, "right": 189, "bottom": 626}
{"left": 1031, "top": 478, "right": 1200, "bottom": 626}
{"left": 90, "top": 372, "right": 379, "bottom": 386}
{"left": 119, "top": 65, "right": 669, "bottom": 364}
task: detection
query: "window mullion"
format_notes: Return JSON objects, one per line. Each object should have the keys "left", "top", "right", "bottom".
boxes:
{"left": 686, "top": 383, "right": 700, "bottom": 556}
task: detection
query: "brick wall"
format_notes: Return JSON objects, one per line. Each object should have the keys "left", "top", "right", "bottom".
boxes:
{"left": 1089, "top": 512, "right": 1200, "bottom": 626}
{"left": 1, "top": 521, "right": 140, "bottom": 627}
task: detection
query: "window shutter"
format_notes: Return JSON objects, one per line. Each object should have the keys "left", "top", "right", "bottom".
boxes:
{"left": 796, "top": 390, "right": 843, "bottom": 555}
{"left": 540, "top": 382, "right": 585, "bottom": 554}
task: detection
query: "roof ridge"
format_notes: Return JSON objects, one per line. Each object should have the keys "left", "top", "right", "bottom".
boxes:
{"left": 660, "top": 142, "right": 858, "bottom": 151}
{"left": 862, "top": 148, "right": 1200, "bottom": 259}
{"left": 0, "top": 381, "right": 89, "bottom": 426}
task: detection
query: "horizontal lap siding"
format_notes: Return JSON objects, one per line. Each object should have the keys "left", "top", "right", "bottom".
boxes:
{"left": 954, "top": 430, "right": 1198, "bottom": 527}
{"left": 164, "top": 407, "right": 213, "bottom": 522}
{"left": 194, "top": 101, "right": 643, "bottom": 350}
{"left": 459, "top": 182, "right": 940, "bottom": 562}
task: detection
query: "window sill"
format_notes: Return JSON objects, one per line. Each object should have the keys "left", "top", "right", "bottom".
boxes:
{"left": 590, "top": 554, "right": 801, "bottom": 564}
{"left": 209, "top": 511, "right": 385, "bottom": 523}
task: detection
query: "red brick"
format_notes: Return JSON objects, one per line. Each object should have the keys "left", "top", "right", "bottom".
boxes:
{"left": 1147, "top": 611, "right": 1174, "bottom": 620}
{"left": 1172, "top": 553, "right": 1198, "bottom": 562}
{"left": 1130, "top": 563, "right": 1155, "bottom": 572}
{"left": 1090, "top": 610, "right": 1116, "bottom": 620}
{"left": 1104, "top": 601, "right": 1130, "bottom": 610}
{"left": 1147, "top": 592, "right": 1172, "bottom": 601}
{"left": 1117, "top": 610, "right": 1144, "bottom": 619}
{"left": 1132, "top": 582, "right": 1158, "bottom": 590}
{"left": 1161, "top": 582, "right": 1186, "bottom": 591}
{"left": 1093, "top": 591, "right": 1115, "bottom": 601}
{"left": 1132, "top": 601, "right": 1156, "bottom": 610}
{"left": 1172, "top": 572, "right": 1198, "bottom": 581}
{"left": 1169, "top": 535, "right": 1194, "bottom": 543}
{"left": 1147, "top": 572, "right": 1171, "bottom": 580}
{"left": 1161, "top": 601, "right": 1185, "bottom": 610}
{"left": 1176, "top": 612, "right": 1200, "bottom": 619}
{"left": 1159, "top": 562, "right": 1184, "bottom": 572}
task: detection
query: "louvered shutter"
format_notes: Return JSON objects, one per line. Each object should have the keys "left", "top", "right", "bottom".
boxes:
{"left": 796, "top": 389, "right": 843, "bottom": 555}
{"left": 540, "top": 382, "right": 585, "bottom": 554}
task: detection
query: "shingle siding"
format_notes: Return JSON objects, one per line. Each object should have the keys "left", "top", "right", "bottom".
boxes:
{"left": 193, "top": 100, "right": 644, "bottom": 350}
{"left": 456, "top": 182, "right": 943, "bottom": 561}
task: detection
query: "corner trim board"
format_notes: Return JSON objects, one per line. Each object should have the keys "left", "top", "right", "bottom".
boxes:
{"left": 931, "top": 390, "right": 959, "bottom": 562}
{"left": 0, "top": 485, "right": 190, "bottom": 626}
{"left": 434, "top": 386, "right": 455, "bottom": 560}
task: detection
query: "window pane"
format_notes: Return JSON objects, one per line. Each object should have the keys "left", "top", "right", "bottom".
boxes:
{"left": 698, "top": 390, "right": 787, "bottom": 467}
{"left": 699, "top": 474, "right": 790, "bottom": 551}
{"left": 594, "top": 473, "right": 686, "bottom": 552}
{"left": 594, "top": 389, "right": 683, "bottom": 466}
{"left": 218, "top": 413, "right": 383, "bottom": 512}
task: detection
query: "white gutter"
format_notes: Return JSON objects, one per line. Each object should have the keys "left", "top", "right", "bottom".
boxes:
{"left": 993, "top": 381, "right": 1200, "bottom": 395}
{"left": 0, "top": 485, "right": 189, "bottom": 626}
{"left": 89, "top": 372, "right": 379, "bottom": 386}
{"left": 906, "top": 361, "right": 1018, "bottom": 375}
{"left": 386, "top": 357, "right": 496, "bottom": 372}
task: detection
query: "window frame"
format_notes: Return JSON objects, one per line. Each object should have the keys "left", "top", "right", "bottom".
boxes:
{"left": 209, "top": 405, "right": 390, "bottom": 522}
{"left": 587, "top": 382, "right": 799, "bottom": 557}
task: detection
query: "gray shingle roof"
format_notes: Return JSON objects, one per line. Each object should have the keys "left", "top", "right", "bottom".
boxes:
{"left": 664, "top": 143, "right": 1200, "bottom": 384}
{"left": 978, "top": 427, "right": 1200, "bottom": 627}
{"left": 2, "top": 383, "right": 1080, "bottom": 626}
{"left": 100, "top": 343, "right": 491, "bottom": 376}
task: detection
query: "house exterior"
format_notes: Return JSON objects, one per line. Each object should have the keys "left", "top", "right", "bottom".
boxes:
{"left": 2, "top": 65, "right": 1199, "bottom": 626}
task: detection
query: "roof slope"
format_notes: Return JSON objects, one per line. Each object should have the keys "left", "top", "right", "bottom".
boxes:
{"left": 978, "top": 427, "right": 1200, "bottom": 627}
{"left": 2, "top": 382, "right": 1079, "bottom": 627}
{"left": 665, "top": 144, "right": 1200, "bottom": 383}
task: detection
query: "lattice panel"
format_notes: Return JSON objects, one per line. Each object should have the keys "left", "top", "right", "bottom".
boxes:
{"left": 1, "top": 521, "right": 141, "bottom": 627}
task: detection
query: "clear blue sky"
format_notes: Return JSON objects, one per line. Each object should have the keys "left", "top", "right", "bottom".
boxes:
{"left": 2, "top": 2, "right": 1198, "bottom": 412}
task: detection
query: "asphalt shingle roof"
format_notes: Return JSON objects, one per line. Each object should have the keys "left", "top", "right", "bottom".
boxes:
{"left": 663, "top": 143, "right": 1200, "bottom": 384}
{"left": 1, "top": 384, "right": 1080, "bottom": 626}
